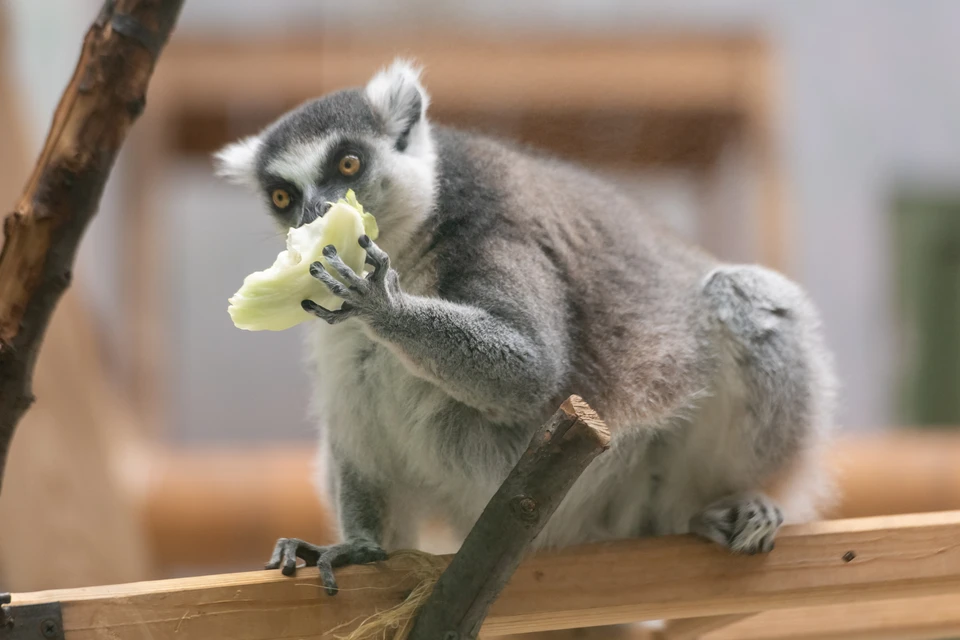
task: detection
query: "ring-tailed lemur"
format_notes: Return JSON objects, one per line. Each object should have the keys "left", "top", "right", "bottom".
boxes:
{"left": 215, "top": 59, "right": 836, "bottom": 594}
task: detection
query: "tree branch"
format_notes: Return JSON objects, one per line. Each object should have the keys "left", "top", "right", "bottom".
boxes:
{"left": 0, "top": 0, "right": 185, "bottom": 494}
{"left": 408, "top": 395, "right": 611, "bottom": 640}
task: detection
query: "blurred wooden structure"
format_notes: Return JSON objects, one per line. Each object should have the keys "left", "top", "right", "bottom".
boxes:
{"left": 6, "top": 512, "right": 960, "bottom": 639}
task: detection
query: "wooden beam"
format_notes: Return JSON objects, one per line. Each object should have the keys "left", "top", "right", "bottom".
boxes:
{"left": 140, "top": 432, "right": 960, "bottom": 572}
{"left": 168, "top": 106, "right": 741, "bottom": 171}
{"left": 663, "top": 615, "right": 755, "bottom": 640}
{"left": 409, "top": 396, "right": 611, "bottom": 638}
{"left": 143, "top": 448, "right": 336, "bottom": 573}
{"left": 8, "top": 512, "right": 960, "bottom": 638}
{"left": 704, "top": 595, "right": 960, "bottom": 640}
{"left": 0, "top": 6, "right": 28, "bottom": 205}
{"left": 828, "top": 431, "right": 960, "bottom": 519}
{"left": 117, "top": 108, "right": 174, "bottom": 438}
{"left": 149, "top": 34, "right": 761, "bottom": 113}
{"left": 740, "top": 38, "right": 789, "bottom": 273}
{"left": 0, "top": 290, "right": 156, "bottom": 591}
{"left": 499, "top": 625, "right": 660, "bottom": 639}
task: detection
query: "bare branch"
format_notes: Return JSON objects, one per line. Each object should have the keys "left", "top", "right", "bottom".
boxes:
{"left": 408, "top": 395, "right": 611, "bottom": 639}
{"left": 0, "top": 0, "right": 185, "bottom": 493}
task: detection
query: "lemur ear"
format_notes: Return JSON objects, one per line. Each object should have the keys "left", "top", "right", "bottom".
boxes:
{"left": 213, "top": 135, "right": 262, "bottom": 188}
{"left": 364, "top": 58, "right": 430, "bottom": 152}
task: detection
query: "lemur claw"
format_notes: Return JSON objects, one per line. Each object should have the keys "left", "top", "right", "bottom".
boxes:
{"left": 266, "top": 537, "right": 387, "bottom": 595}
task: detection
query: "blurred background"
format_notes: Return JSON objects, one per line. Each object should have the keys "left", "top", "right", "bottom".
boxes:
{"left": 1, "top": 0, "right": 959, "bottom": 598}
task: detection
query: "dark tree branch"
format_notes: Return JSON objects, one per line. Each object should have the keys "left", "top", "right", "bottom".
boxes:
{"left": 408, "top": 395, "right": 611, "bottom": 640}
{"left": 0, "top": 0, "right": 185, "bottom": 494}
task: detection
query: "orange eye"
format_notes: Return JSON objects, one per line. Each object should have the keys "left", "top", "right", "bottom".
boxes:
{"left": 338, "top": 155, "right": 361, "bottom": 177}
{"left": 272, "top": 189, "right": 291, "bottom": 209}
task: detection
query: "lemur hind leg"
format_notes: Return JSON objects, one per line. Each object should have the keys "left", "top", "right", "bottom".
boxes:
{"left": 687, "top": 265, "right": 834, "bottom": 555}
{"left": 690, "top": 492, "right": 783, "bottom": 554}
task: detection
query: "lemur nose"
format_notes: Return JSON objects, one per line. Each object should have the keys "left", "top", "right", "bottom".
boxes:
{"left": 301, "top": 200, "right": 332, "bottom": 226}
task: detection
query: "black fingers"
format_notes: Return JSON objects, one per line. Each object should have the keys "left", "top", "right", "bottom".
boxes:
{"left": 264, "top": 538, "right": 323, "bottom": 577}
{"left": 317, "top": 553, "right": 339, "bottom": 595}
{"left": 309, "top": 262, "right": 348, "bottom": 297}
{"left": 265, "top": 537, "right": 287, "bottom": 570}
{"left": 321, "top": 247, "right": 364, "bottom": 288}
{"left": 361, "top": 236, "right": 390, "bottom": 281}
{"left": 317, "top": 542, "right": 389, "bottom": 595}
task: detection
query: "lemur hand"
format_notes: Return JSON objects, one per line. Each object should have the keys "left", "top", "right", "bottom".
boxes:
{"left": 302, "top": 235, "right": 402, "bottom": 325}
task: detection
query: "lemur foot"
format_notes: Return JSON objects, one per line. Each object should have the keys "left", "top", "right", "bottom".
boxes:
{"left": 690, "top": 493, "right": 784, "bottom": 555}
{"left": 302, "top": 235, "right": 401, "bottom": 325}
{"left": 266, "top": 537, "right": 387, "bottom": 595}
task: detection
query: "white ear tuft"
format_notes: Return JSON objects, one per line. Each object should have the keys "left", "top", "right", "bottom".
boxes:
{"left": 213, "top": 136, "right": 262, "bottom": 187}
{"left": 364, "top": 58, "right": 430, "bottom": 151}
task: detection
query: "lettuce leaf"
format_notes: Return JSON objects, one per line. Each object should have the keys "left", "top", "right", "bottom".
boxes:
{"left": 227, "top": 190, "right": 378, "bottom": 331}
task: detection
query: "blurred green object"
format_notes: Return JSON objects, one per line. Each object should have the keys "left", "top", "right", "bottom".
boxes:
{"left": 895, "top": 192, "right": 960, "bottom": 427}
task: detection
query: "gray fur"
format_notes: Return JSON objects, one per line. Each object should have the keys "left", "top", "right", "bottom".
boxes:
{"left": 217, "top": 59, "right": 837, "bottom": 583}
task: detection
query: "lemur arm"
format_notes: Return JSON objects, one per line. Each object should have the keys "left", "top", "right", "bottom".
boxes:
{"left": 304, "top": 237, "right": 567, "bottom": 418}
{"left": 369, "top": 295, "right": 559, "bottom": 416}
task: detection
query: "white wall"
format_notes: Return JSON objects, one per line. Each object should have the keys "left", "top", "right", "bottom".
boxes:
{"left": 775, "top": 1, "right": 960, "bottom": 428}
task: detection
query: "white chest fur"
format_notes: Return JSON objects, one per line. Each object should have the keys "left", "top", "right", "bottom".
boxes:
{"left": 304, "top": 322, "right": 504, "bottom": 508}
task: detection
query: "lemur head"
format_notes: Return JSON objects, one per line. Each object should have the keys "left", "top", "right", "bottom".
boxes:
{"left": 214, "top": 59, "right": 436, "bottom": 244}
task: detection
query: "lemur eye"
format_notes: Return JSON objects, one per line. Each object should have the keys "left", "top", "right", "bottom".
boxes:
{"left": 272, "top": 189, "right": 291, "bottom": 209}
{"left": 338, "top": 155, "right": 361, "bottom": 177}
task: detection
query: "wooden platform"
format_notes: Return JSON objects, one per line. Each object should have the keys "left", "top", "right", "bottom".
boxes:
{"left": 6, "top": 512, "right": 960, "bottom": 639}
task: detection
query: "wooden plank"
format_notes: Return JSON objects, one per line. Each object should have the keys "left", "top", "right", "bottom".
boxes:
{"left": 484, "top": 512, "right": 960, "bottom": 635}
{"left": 149, "top": 34, "right": 759, "bottom": 113}
{"left": 0, "top": 290, "right": 156, "bottom": 591}
{"left": 827, "top": 431, "right": 960, "bottom": 519}
{"left": 705, "top": 595, "right": 960, "bottom": 640}
{"left": 169, "top": 106, "right": 741, "bottom": 170}
{"left": 140, "top": 432, "right": 960, "bottom": 572}
{"left": 0, "top": 5, "right": 28, "bottom": 209}
{"left": 499, "top": 624, "right": 660, "bottom": 639}
{"left": 143, "top": 448, "right": 336, "bottom": 573}
{"left": 740, "top": 39, "right": 789, "bottom": 273}
{"left": 9, "top": 512, "right": 960, "bottom": 638}
{"left": 117, "top": 110, "right": 173, "bottom": 439}
{"left": 663, "top": 615, "right": 755, "bottom": 640}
